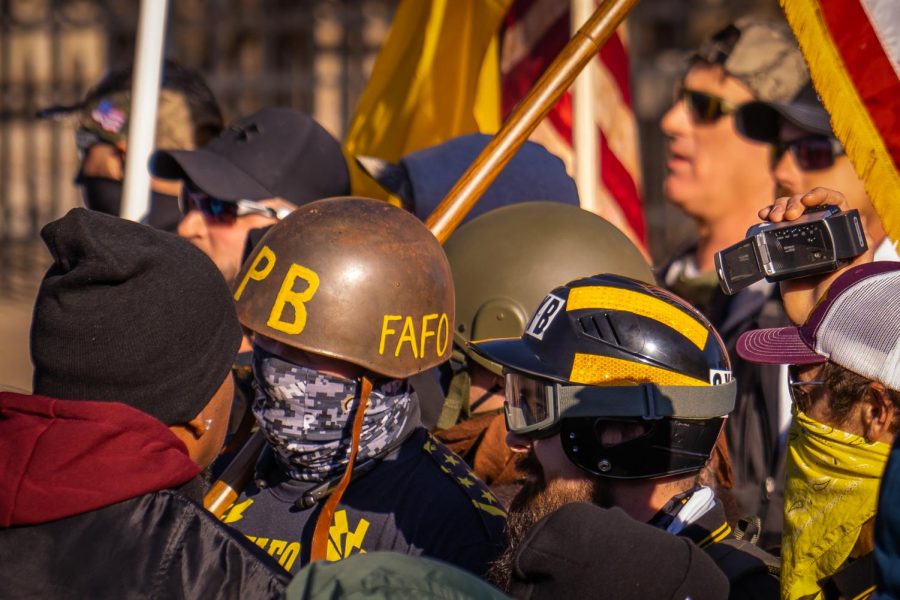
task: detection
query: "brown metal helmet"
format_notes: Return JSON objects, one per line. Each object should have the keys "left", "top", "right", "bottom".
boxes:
{"left": 444, "top": 201, "right": 655, "bottom": 374}
{"left": 233, "top": 197, "right": 454, "bottom": 379}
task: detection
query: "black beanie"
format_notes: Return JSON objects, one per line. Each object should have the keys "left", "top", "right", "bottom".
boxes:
{"left": 509, "top": 503, "right": 729, "bottom": 600}
{"left": 31, "top": 208, "right": 242, "bottom": 426}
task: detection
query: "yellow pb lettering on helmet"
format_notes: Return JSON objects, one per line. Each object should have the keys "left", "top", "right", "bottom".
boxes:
{"left": 234, "top": 245, "right": 277, "bottom": 301}
{"left": 378, "top": 312, "right": 450, "bottom": 359}
{"left": 267, "top": 263, "right": 320, "bottom": 335}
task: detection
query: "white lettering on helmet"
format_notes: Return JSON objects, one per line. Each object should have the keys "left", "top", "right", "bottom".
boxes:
{"left": 709, "top": 369, "right": 733, "bottom": 385}
{"left": 526, "top": 294, "right": 566, "bottom": 340}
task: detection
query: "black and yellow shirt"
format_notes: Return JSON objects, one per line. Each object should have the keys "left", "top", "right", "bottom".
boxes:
{"left": 223, "top": 428, "right": 506, "bottom": 576}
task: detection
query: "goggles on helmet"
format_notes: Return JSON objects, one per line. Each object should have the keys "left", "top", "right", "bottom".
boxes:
{"left": 504, "top": 370, "right": 737, "bottom": 437}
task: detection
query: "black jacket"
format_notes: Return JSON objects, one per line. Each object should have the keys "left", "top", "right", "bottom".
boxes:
{"left": 0, "top": 391, "right": 288, "bottom": 599}
{"left": 660, "top": 252, "right": 790, "bottom": 550}
{"left": 225, "top": 427, "right": 507, "bottom": 576}
{"left": 0, "top": 490, "right": 288, "bottom": 599}
{"left": 680, "top": 497, "right": 780, "bottom": 600}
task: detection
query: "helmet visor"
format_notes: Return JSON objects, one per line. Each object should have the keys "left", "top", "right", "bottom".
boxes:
{"left": 504, "top": 372, "right": 558, "bottom": 435}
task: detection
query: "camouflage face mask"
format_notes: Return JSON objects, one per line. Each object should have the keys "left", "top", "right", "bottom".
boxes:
{"left": 252, "top": 346, "right": 413, "bottom": 482}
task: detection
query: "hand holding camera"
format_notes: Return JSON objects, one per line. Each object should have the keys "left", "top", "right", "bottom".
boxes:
{"left": 716, "top": 188, "right": 875, "bottom": 324}
{"left": 715, "top": 189, "right": 868, "bottom": 297}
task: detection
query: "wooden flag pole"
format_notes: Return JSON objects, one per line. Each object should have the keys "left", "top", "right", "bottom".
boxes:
{"left": 204, "top": 0, "right": 638, "bottom": 521}
{"left": 204, "top": 430, "right": 266, "bottom": 518}
{"left": 572, "top": 0, "right": 600, "bottom": 214}
{"left": 424, "top": 0, "right": 637, "bottom": 243}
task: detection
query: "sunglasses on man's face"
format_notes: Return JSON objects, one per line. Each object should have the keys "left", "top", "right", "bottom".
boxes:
{"left": 678, "top": 88, "right": 741, "bottom": 124}
{"left": 771, "top": 135, "right": 845, "bottom": 172}
{"left": 179, "top": 186, "right": 281, "bottom": 224}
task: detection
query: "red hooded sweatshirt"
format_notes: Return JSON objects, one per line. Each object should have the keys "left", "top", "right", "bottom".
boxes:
{"left": 0, "top": 391, "right": 200, "bottom": 527}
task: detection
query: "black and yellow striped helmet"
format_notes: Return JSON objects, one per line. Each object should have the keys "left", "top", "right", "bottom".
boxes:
{"left": 470, "top": 273, "right": 736, "bottom": 479}
{"left": 445, "top": 201, "right": 654, "bottom": 375}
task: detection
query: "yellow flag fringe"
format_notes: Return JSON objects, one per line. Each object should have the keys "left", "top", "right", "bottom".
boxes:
{"left": 780, "top": 0, "right": 900, "bottom": 249}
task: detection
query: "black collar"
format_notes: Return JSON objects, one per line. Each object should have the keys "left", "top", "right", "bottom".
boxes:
{"left": 677, "top": 499, "right": 733, "bottom": 549}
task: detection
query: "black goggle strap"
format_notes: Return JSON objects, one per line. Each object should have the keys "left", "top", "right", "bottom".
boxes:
{"left": 469, "top": 383, "right": 502, "bottom": 413}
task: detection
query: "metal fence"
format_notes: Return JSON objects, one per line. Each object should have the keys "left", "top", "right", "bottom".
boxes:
{"left": 0, "top": 0, "right": 395, "bottom": 247}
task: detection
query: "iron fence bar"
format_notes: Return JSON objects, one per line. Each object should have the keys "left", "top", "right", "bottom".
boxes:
{"left": 1, "top": 0, "right": 13, "bottom": 245}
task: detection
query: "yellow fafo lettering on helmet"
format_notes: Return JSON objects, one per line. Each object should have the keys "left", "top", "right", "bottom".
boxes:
{"left": 233, "top": 244, "right": 321, "bottom": 336}
{"left": 378, "top": 313, "right": 450, "bottom": 359}
{"left": 567, "top": 286, "right": 709, "bottom": 350}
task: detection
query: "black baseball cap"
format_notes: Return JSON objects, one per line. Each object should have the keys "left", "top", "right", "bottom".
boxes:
{"left": 736, "top": 82, "right": 834, "bottom": 144}
{"left": 150, "top": 107, "right": 350, "bottom": 204}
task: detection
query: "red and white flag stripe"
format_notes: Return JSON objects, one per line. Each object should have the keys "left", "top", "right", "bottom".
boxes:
{"left": 782, "top": 0, "right": 900, "bottom": 247}
{"left": 501, "top": 0, "right": 646, "bottom": 246}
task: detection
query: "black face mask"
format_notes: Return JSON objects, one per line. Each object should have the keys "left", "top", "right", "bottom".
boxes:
{"left": 144, "top": 192, "right": 183, "bottom": 233}
{"left": 78, "top": 176, "right": 122, "bottom": 216}
{"left": 77, "top": 176, "right": 181, "bottom": 233}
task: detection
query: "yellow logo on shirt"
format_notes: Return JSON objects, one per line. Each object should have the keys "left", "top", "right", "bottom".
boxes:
{"left": 327, "top": 510, "right": 370, "bottom": 561}
{"left": 221, "top": 498, "right": 254, "bottom": 523}
{"left": 246, "top": 535, "right": 302, "bottom": 572}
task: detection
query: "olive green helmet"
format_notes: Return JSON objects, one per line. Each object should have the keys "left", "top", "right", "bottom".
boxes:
{"left": 445, "top": 201, "right": 654, "bottom": 374}
{"left": 233, "top": 197, "right": 454, "bottom": 379}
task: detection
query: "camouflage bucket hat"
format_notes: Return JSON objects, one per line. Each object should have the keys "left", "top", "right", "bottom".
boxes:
{"left": 693, "top": 18, "right": 809, "bottom": 104}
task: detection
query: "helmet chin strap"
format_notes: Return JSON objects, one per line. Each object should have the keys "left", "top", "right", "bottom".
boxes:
{"left": 309, "top": 375, "right": 372, "bottom": 562}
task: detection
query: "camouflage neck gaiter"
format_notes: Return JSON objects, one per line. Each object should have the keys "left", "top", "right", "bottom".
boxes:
{"left": 252, "top": 347, "right": 414, "bottom": 482}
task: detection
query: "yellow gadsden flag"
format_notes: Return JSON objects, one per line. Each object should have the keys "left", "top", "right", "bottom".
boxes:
{"left": 344, "top": 0, "right": 513, "bottom": 202}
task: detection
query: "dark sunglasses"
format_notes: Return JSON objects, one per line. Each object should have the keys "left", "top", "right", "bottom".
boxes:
{"left": 787, "top": 364, "right": 825, "bottom": 412}
{"left": 678, "top": 88, "right": 740, "bottom": 124}
{"left": 179, "top": 186, "right": 284, "bottom": 223}
{"left": 772, "top": 135, "right": 845, "bottom": 171}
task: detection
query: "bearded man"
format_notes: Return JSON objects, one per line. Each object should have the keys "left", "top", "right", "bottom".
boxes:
{"left": 471, "top": 273, "right": 779, "bottom": 598}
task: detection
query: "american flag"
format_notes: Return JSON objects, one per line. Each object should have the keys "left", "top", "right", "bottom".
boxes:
{"left": 90, "top": 99, "right": 127, "bottom": 135}
{"left": 781, "top": 0, "right": 900, "bottom": 249}
{"left": 501, "top": 0, "right": 645, "bottom": 246}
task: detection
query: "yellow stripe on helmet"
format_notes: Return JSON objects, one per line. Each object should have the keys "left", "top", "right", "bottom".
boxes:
{"left": 570, "top": 353, "right": 710, "bottom": 386}
{"left": 567, "top": 286, "right": 708, "bottom": 350}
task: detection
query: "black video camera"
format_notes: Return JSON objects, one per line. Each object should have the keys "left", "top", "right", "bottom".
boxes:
{"left": 715, "top": 206, "right": 867, "bottom": 295}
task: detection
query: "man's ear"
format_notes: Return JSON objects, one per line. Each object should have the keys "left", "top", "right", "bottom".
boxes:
{"left": 861, "top": 382, "right": 895, "bottom": 443}
{"left": 167, "top": 415, "right": 208, "bottom": 462}
{"left": 80, "top": 142, "right": 126, "bottom": 180}
{"left": 179, "top": 415, "right": 208, "bottom": 440}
